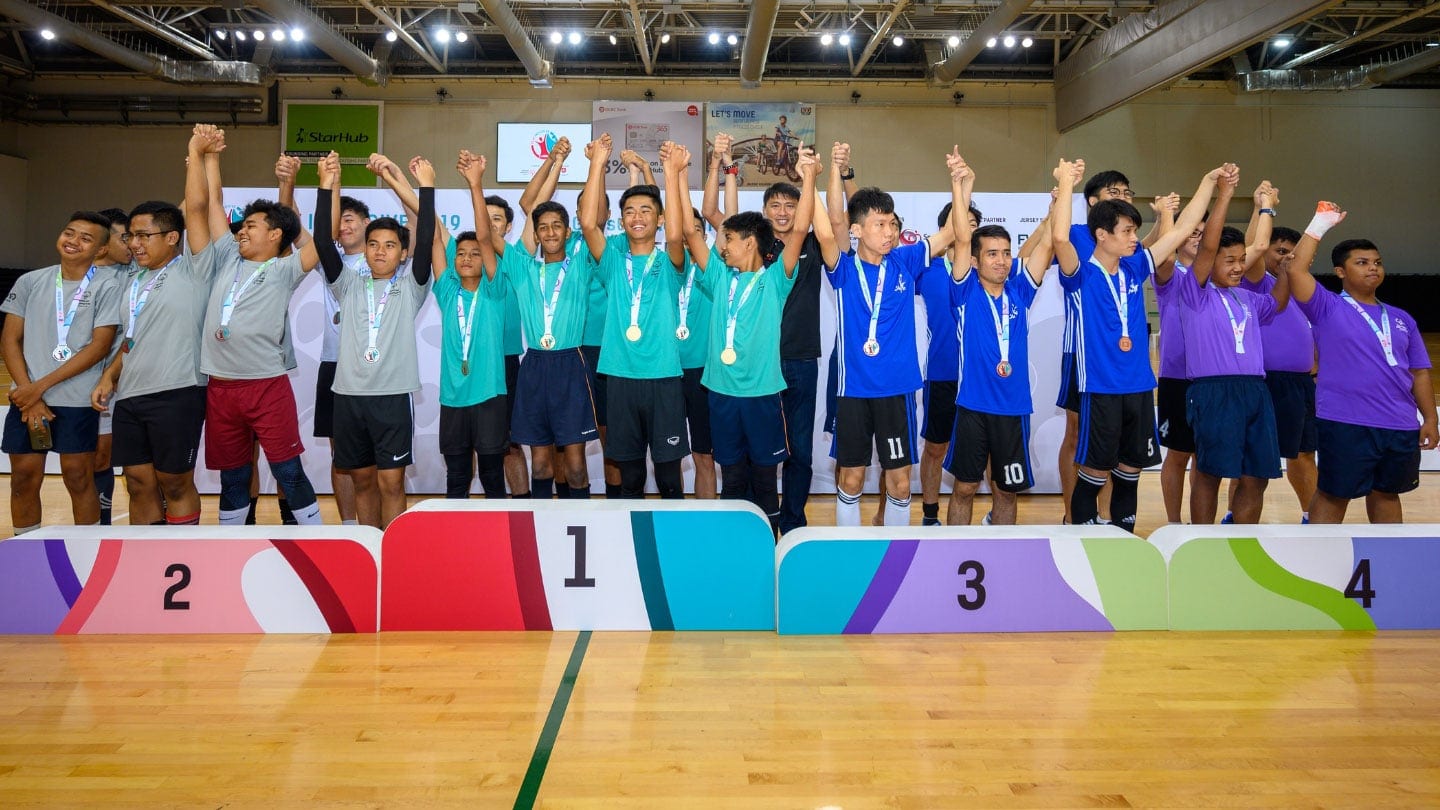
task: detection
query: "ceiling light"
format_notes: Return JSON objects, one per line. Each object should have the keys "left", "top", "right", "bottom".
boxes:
{"left": 235, "top": 29, "right": 247, "bottom": 41}
{"left": 820, "top": 33, "right": 834, "bottom": 46}
{"left": 948, "top": 35, "right": 961, "bottom": 47}
{"left": 215, "top": 28, "right": 227, "bottom": 40}
{"left": 435, "top": 28, "right": 450, "bottom": 44}
{"left": 708, "top": 32, "right": 720, "bottom": 45}
{"left": 253, "top": 29, "right": 266, "bottom": 41}
{"left": 839, "top": 32, "right": 852, "bottom": 46}
{"left": 1021, "top": 36, "right": 1033, "bottom": 48}
{"left": 40, "top": 28, "right": 56, "bottom": 41}
{"left": 609, "top": 34, "right": 618, "bottom": 45}
{"left": 385, "top": 29, "right": 398, "bottom": 42}
{"left": 567, "top": 31, "right": 582, "bottom": 45}
{"left": 985, "top": 37, "right": 996, "bottom": 47}
{"left": 272, "top": 29, "right": 286, "bottom": 42}
{"left": 892, "top": 35, "right": 904, "bottom": 47}
{"left": 727, "top": 33, "right": 738, "bottom": 45}
{"left": 1003, "top": 35, "right": 1016, "bottom": 48}
{"left": 660, "top": 33, "right": 671, "bottom": 44}
{"left": 455, "top": 31, "right": 468, "bottom": 43}
{"left": 1273, "top": 38, "right": 1291, "bottom": 48}
{"left": 290, "top": 28, "right": 304, "bottom": 41}
{"left": 549, "top": 31, "right": 563, "bottom": 44}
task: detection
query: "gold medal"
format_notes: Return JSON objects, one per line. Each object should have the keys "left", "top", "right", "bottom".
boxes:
{"left": 1119, "top": 336, "right": 1133, "bottom": 352}
{"left": 720, "top": 347, "right": 737, "bottom": 365}
{"left": 676, "top": 325, "right": 690, "bottom": 341}
{"left": 626, "top": 324, "right": 643, "bottom": 342}
{"left": 539, "top": 334, "right": 556, "bottom": 350}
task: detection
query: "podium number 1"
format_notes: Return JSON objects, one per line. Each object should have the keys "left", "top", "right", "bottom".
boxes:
{"left": 564, "top": 526, "right": 596, "bottom": 588}
{"left": 163, "top": 563, "right": 191, "bottom": 610}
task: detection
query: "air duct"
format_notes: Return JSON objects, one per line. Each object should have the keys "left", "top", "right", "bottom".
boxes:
{"left": 476, "top": 0, "right": 553, "bottom": 87}
{"left": 738, "top": 0, "right": 781, "bottom": 87}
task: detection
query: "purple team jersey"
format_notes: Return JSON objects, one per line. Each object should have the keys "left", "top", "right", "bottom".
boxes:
{"left": 1240, "top": 273, "right": 1315, "bottom": 373}
{"left": 1176, "top": 274, "right": 1277, "bottom": 378}
{"left": 1299, "top": 287, "right": 1429, "bottom": 431}
{"left": 1153, "top": 260, "right": 1191, "bottom": 379}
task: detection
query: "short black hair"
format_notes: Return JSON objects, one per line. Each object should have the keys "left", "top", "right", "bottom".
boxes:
{"left": 723, "top": 211, "right": 775, "bottom": 248}
{"left": 970, "top": 224, "right": 1012, "bottom": 257}
{"left": 128, "top": 200, "right": 184, "bottom": 236}
{"left": 1083, "top": 170, "right": 1131, "bottom": 203}
{"left": 619, "top": 184, "right": 663, "bottom": 214}
{"left": 454, "top": 230, "right": 480, "bottom": 245}
{"left": 763, "top": 182, "right": 801, "bottom": 206}
{"left": 1272, "top": 226, "right": 1302, "bottom": 246}
{"left": 99, "top": 208, "right": 130, "bottom": 230}
{"left": 933, "top": 202, "right": 985, "bottom": 231}
{"left": 67, "top": 211, "right": 112, "bottom": 233}
{"left": 365, "top": 217, "right": 409, "bottom": 250}
{"left": 1087, "top": 199, "right": 1143, "bottom": 241}
{"left": 1219, "top": 226, "right": 1246, "bottom": 250}
{"left": 577, "top": 188, "right": 610, "bottom": 214}
{"left": 484, "top": 194, "right": 514, "bottom": 226}
{"left": 240, "top": 200, "right": 301, "bottom": 252}
{"left": 847, "top": 187, "right": 895, "bottom": 226}
{"left": 532, "top": 201, "right": 570, "bottom": 232}
{"left": 339, "top": 196, "right": 371, "bottom": 220}
{"left": 1332, "top": 238, "right": 1379, "bottom": 268}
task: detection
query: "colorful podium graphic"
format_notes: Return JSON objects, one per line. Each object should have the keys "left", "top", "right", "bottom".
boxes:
{"left": 380, "top": 500, "right": 776, "bottom": 631}
{"left": 776, "top": 526, "right": 1167, "bottom": 634}
{"left": 1152, "top": 525, "right": 1440, "bottom": 630}
{"left": 0, "top": 526, "right": 381, "bottom": 634}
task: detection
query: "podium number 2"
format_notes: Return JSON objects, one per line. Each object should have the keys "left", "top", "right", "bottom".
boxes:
{"left": 957, "top": 560, "right": 986, "bottom": 610}
{"left": 163, "top": 563, "right": 191, "bottom": 610}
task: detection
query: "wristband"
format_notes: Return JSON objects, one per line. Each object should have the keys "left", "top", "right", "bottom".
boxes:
{"left": 840, "top": 166, "right": 856, "bottom": 181}
{"left": 724, "top": 163, "right": 739, "bottom": 176}
{"left": 1304, "top": 201, "right": 1343, "bottom": 241}
{"left": 1259, "top": 208, "right": 1276, "bottom": 217}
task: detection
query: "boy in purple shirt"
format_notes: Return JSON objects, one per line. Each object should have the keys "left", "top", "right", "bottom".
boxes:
{"left": 1284, "top": 203, "right": 1437, "bottom": 523}
{"left": 1159, "top": 169, "right": 1287, "bottom": 524}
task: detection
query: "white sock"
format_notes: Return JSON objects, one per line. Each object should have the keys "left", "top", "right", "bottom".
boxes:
{"left": 836, "top": 488, "right": 862, "bottom": 526}
{"left": 883, "top": 494, "right": 912, "bottom": 527}
{"left": 342, "top": 519, "right": 359, "bottom": 526}
{"left": 292, "top": 500, "right": 323, "bottom": 525}
{"left": 12, "top": 523, "right": 39, "bottom": 537}
{"left": 218, "top": 507, "right": 248, "bottom": 525}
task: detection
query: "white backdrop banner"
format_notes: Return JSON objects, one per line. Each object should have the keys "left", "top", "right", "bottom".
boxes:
{"left": 209, "top": 186, "right": 1070, "bottom": 496}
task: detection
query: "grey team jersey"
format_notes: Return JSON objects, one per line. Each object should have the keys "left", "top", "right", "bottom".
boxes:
{"left": 113, "top": 245, "right": 221, "bottom": 402}
{"left": 1, "top": 264, "right": 122, "bottom": 408}
{"left": 330, "top": 266, "right": 432, "bottom": 396}
{"left": 320, "top": 251, "right": 371, "bottom": 363}
{"left": 200, "top": 233, "right": 309, "bottom": 380}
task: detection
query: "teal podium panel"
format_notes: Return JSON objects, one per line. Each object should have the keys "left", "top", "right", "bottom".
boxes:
{"left": 776, "top": 526, "right": 1166, "bottom": 634}
{"left": 381, "top": 500, "right": 776, "bottom": 631}
{"left": 1152, "top": 524, "right": 1440, "bottom": 631}
{"left": 0, "top": 526, "right": 382, "bottom": 634}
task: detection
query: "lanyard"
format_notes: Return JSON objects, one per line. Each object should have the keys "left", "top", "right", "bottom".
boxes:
{"left": 854, "top": 254, "right": 888, "bottom": 349}
{"left": 624, "top": 251, "right": 661, "bottom": 334}
{"left": 986, "top": 287, "right": 1012, "bottom": 366}
{"left": 1102, "top": 266, "right": 1130, "bottom": 340}
{"left": 219, "top": 258, "right": 275, "bottom": 328}
{"left": 1341, "top": 292, "right": 1397, "bottom": 367}
{"left": 365, "top": 274, "right": 399, "bottom": 354}
{"left": 1217, "top": 288, "right": 1250, "bottom": 355}
{"left": 537, "top": 242, "right": 579, "bottom": 342}
{"left": 677, "top": 261, "right": 699, "bottom": 332}
{"left": 456, "top": 285, "right": 481, "bottom": 372}
{"left": 723, "top": 267, "right": 764, "bottom": 355}
{"left": 126, "top": 255, "right": 179, "bottom": 343}
{"left": 53, "top": 266, "right": 96, "bottom": 353}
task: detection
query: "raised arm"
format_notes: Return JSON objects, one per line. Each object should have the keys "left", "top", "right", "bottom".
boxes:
{"left": 1190, "top": 165, "right": 1238, "bottom": 289}
{"left": 621, "top": 149, "right": 656, "bottom": 188}
{"left": 1149, "top": 193, "right": 1179, "bottom": 262}
{"left": 203, "top": 127, "right": 231, "bottom": 246}
{"left": 701, "top": 133, "right": 733, "bottom": 231}
{"left": 1244, "top": 181, "right": 1276, "bottom": 271}
{"left": 459, "top": 151, "right": 498, "bottom": 280}
{"left": 276, "top": 154, "right": 303, "bottom": 226}
{"left": 410, "top": 158, "right": 436, "bottom": 286}
{"left": 1022, "top": 207, "right": 1056, "bottom": 285}
{"left": 658, "top": 142, "right": 690, "bottom": 271}
{"left": 826, "top": 142, "right": 851, "bottom": 243}
{"left": 1051, "top": 158, "right": 1085, "bottom": 276}
{"left": 665, "top": 141, "right": 709, "bottom": 274}
{"left": 1148, "top": 165, "right": 1226, "bottom": 263}
{"left": 183, "top": 124, "right": 215, "bottom": 254}
{"left": 934, "top": 146, "right": 972, "bottom": 263}
{"left": 579, "top": 134, "right": 613, "bottom": 261}
{"left": 782, "top": 148, "right": 819, "bottom": 278}
{"left": 1285, "top": 201, "right": 1346, "bottom": 305}
{"left": 313, "top": 153, "right": 345, "bottom": 285}
{"left": 518, "top": 136, "right": 569, "bottom": 214}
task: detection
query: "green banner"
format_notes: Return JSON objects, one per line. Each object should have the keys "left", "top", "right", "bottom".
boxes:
{"left": 282, "top": 101, "right": 383, "bottom": 187}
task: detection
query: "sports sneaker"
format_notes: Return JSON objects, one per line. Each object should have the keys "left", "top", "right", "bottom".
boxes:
{"left": 1220, "top": 512, "right": 1234, "bottom": 524}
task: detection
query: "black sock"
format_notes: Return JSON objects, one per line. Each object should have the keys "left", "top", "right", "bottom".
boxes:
{"left": 477, "top": 454, "right": 506, "bottom": 499}
{"left": 1109, "top": 469, "right": 1140, "bottom": 532}
{"left": 555, "top": 480, "right": 572, "bottom": 498}
{"left": 278, "top": 498, "right": 297, "bottom": 526}
{"left": 245, "top": 496, "right": 259, "bottom": 525}
{"left": 654, "top": 459, "right": 684, "bottom": 499}
{"left": 94, "top": 469, "right": 115, "bottom": 526}
{"left": 619, "top": 459, "right": 648, "bottom": 498}
{"left": 1071, "top": 470, "right": 1106, "bottom": 525}
{"left": 569, "top": 484, "right": 592, "bottom": 499}
{"left": 531, "top": 477, "right": 554, "bottom": 500}
{"left": 922, "top": 501, "right": 940, "bottom": 525}
{"left": 605, "top": 483, "right": 622, "bottom": 499}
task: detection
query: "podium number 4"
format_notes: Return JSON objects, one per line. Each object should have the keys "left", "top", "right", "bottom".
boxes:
{"left": 1344, "top": 558, "right": 1375, "bottom": 608}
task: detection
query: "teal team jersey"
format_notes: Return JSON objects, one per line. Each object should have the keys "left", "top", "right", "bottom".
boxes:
{"left": 582, "top": 234, "right": 626, "bottom": 347}
{"left": 499, "top": 232, "right": 594, "bottom": 352}
{"left": 697, "top": 248, "right": 797, "bottom": 397}
{"left": 446, "top": 235, "right": 523, "bottom": 356}
{"left": 594, "top": 240, "right": 683, "bottom": 379}
{"left": 676, "top": 257, "right": 713, "bottom": 370}
{"left": 432, "top": 261, "right": 508, "bottom": 407}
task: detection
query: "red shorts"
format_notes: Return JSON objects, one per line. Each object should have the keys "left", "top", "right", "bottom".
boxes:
{"left": 204, "top": 376, "right": 305, "bottom": 470}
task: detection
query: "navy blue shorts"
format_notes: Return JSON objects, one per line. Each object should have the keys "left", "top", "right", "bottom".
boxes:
{"left": 682, "top": 367, "right": 713, "bottom": 455}
{"left": 921, "top": 379, "right": 958, "bottom": 445}
{"left": 709, "top": 391, "right": 789, "bottom": 468}
{"left": 1265, "top": 371, "right": 1318, "bottom": 459}
{"left": 3, "top": 405, "right": 100, "bottom": 456}
{"left": 511, "top": 348, "right": 599, "bottom": 448}
{"left": 579, "top": 344, "right": 607, "bottom": 427}
{"left": 1056, "top": 352, "right": 1080, "bottom": 413}
{"left": 1316, "top": 418, "right": 1421, "bottom": 499}
{"left": 1156, "top": 376, "right": 1195, "bottom": 454}
{"left": 1186, "top": 376, "right": 1280, "bottom": 480}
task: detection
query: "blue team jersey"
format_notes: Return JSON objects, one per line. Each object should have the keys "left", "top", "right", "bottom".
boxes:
{"left": 827, "top": 240, "right": 932, "bottom": 398}
{"left": 952, "top": 259, "right": 1041, "bottom": 416}
{"left": 917, "top": 254, "right": 960, "bottom": 382}
{"left": 1060, "top": 248, "right": 1157, "bottom": 395}
{"left": 1062, "top": 223, "right": 1150, "bottom": 356}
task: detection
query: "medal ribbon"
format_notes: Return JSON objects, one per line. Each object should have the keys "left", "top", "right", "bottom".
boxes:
{"left": 677, "top": 261, "right": 698, "bottom": 331}
{"left": 1341, "top": 292, "right": 1398, "bottom": 367}
{"left": 723, "top": 267, "right": 764, "bottom": 358}
{"left": 365, "top": 274, "right": 399, "bottom": 356}
{"left": 538, "top": 242, "right": 579, "bottom": 343}
{"left": 986, "top": 287, "right": 1011, "bottom": 368}
{"left": 853, "top": 254, "right": 888, "bottom": 350}
{"left": 1217, "top": 289, "right": 1250, "bottom": 355}
{"left": 1102, "top": 267, "right": 1130, "bottom": 341}
{"left": 53, "top": 265, "right": 97, "bottom": 353}
{"left": 624, "top": 251, "right": 660, "bottom": 335}
{"left": 457, "top": 285, "right": 481, "bottom": 370}
{"left": 219, "top": 258, "right": 276, "bottom": 329}
{"left": 126, "top": 255, "right": 180, "bottom": 344}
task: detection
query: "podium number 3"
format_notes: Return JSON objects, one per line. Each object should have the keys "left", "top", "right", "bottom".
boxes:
{"left": 163, "top": 563, "right": 191, "bottom": 610}
{"left": 957, "top": 560, "right": 986, "bottom": 610}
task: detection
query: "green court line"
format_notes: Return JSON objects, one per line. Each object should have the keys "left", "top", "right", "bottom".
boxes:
{"left": 513, "top": 630, "right": 592, "bottom": 810}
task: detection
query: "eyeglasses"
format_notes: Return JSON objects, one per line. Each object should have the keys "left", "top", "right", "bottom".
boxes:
{"left": 1104, "top": 187, "right": 1136, "bottom": 200}
{"left": 123, "top": 230, "right": 176, "bottom": 242}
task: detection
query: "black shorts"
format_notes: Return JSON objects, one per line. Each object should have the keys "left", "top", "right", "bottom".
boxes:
{"left": 505, "top": 353, "right": 522, "bottom": 438}
{"left": 1186, "top": 376, "right": 1280, "bottom": 480}
{"left": 1076, "top": 390, "right": 1161, "bottom": 471}
{"left": 111, "top": 386, "right": 206, "bottom": 473}
{"left": 439, "top": 396, "right": 510, "bottom": 458}
{"left": 313, "top": 360, "right": 338, "bottom": 438}
{"left": 1316, "top": 418, "right": 1421, "bottom": 500}
{"left": 511, "top": 349, "right": 599, "bottom": 448}
{"left": 333, "top": 393, "right": 414, "bottom": 470}
{"left": 1057, "top": 352, "right": 1081, "bottom": 413}
{"left": 921, "top": 379, "right": 958, "bottom": 445}
{"left": 682, "top": 367, "right": 713, "bottom": 455}
{"left": 605, "top": 376, "right": 690, "bottom": 463}
{"left": 944, "top": 405, "right": 1033, "bottom": 492}
{"left": 1156, "top": 376, "right": 1195, "bottom": 454}
{"left": 2, "top": 404, "right": 101, "bottom": 457}
{"left": 835, "top": 394, "right": 917, "bottom": 470}
{"left": 1265, "top": 371, "right": 1318, "bottom": 459}
{"left": 580, "top": 344, "right": 607, "bottom": 428}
